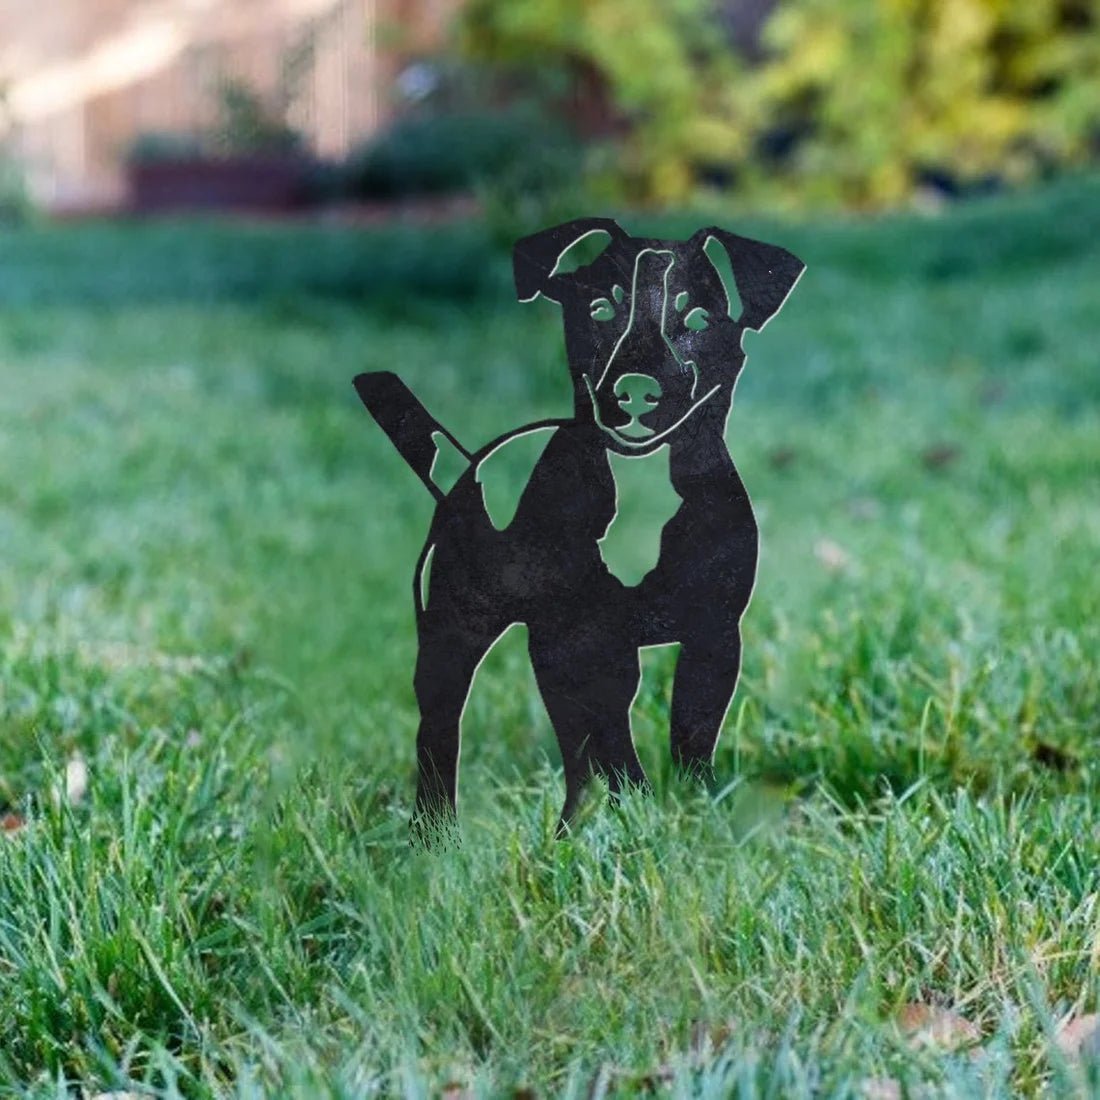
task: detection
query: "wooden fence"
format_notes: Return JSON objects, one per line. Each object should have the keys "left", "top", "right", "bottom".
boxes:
{"left": 0, "top": 0, "right": 458, "bottom": 209}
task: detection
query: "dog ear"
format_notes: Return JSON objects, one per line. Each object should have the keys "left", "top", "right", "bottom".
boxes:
{"left": 696, "top": 228, "right": 805, "bottom": 331}
{"left": 513, "top": 218, "right": 623, "bottom": 303}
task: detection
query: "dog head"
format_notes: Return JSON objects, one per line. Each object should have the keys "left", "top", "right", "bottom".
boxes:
{"left": 514, "top": 217, "right": 804, "bottom": 454}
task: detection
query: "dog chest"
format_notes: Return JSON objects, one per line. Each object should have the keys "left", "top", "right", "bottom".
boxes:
{"left": 598, "top": 444, "right": 682, "bottom": 586}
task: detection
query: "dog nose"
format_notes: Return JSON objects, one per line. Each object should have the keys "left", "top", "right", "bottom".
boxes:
{"left": 614, "top": 373, "right": 662, "bottom": 411}
{"left": 613, "top": 373, "right": 662, "bottom": 437}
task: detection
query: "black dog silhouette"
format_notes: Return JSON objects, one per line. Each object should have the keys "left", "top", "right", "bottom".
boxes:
{"left": 355, "top": 217, "right": 804, "bottom": 831}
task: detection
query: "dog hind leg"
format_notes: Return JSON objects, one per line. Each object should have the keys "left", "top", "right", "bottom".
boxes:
{"left": 669, "top": 632, "right": 743, "bottom": 782}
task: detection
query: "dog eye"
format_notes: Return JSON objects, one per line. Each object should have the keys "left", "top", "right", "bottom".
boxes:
{"left": 684, "top": 307, "right": 710, "bottom": 331}
{"left": 590, "top": 298, "right": 616, "bottom": 322}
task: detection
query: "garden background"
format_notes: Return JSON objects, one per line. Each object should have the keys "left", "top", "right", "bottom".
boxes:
{"left": 0, "top": 1, "right": 1098, "bottom": 1096}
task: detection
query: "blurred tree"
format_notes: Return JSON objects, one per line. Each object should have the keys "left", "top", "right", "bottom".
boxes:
{"left": 456, "top": 0, "right": 1100, "bottom": 209}
{"left": 749, "top": 0, "right": 1100, "bottom": 207}
{"left": 459, "top": 0, "right": 752, "bottom": 202}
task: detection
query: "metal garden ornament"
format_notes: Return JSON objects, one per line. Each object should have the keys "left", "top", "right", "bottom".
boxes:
{"left": 354, "top": 218, "right": 804, "bottom": 835}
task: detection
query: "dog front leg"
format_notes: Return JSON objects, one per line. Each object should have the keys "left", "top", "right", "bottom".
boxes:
{"left": 412, "top": 619, "right": 501, "bottom": 836}
{"left": 669, "top": 632, "right": 743, "bottom": 782}
{"left": 528, "top": 628, "right": 648, "bottom": 832}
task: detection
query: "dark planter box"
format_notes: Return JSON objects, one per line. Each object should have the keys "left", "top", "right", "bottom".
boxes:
{"left": 128, "top": 155, "right": 312, "bottom": 213}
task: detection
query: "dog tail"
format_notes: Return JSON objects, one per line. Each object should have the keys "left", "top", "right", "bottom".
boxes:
{"left": 353, "top": 372, "right": 471, "bottom": 502}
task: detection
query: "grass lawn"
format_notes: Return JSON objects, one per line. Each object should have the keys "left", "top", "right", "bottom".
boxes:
{"left": 0, "top": 176, "right": 1098, "bottom": 1097}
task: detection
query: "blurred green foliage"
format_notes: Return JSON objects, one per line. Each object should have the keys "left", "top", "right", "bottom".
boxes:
{"left": 338, "top": 55, "right": 591, "bottom": 239}
{"left": 342, "top": 106, "right": 578, "bottom": 202}
{"left": 0, "top": 219, "right": 502, "bottom": 305}
{"left": 125, "top": 81, "right": 305, "bottom": 163}
{"left": 209, "top": 77, "right": 305, "bottom": 156}
{"left": 460, "top": 0, "right": 749, "bottom": 202}
{"left": 754, "top": 0, "right": 1100, "bottom": 207}
{"left": 458, "top": 0, "right": 1100, "bottom": 208}
{"left": 0, "top": 84, "right": 33, "bottom": 225}
{"left": 0, "top": 176, "right": 1098, "bottom": 1091}
{"left": 0, "top": 154, "right": 31, "bottom": 226}
{"left": 124, "top": 132, "right": 208, "bottom": 165}
{"left": 127, "top": 24, "right": 319, "bottom": 163}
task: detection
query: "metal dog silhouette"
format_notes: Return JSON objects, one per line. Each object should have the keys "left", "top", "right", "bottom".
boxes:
{"left": 354, "top": 217, "right": 804, "bottom": 832}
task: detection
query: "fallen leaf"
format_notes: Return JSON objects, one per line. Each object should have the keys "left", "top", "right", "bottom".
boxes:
{"left": 1, "top": 812, "right": 26, "bottom": 834}
{"left": 896, "top": 1002, "right": 981, "bottom": 1050}
{"left": 1031, "top": 741, "right": 1077, "bottom": 772}
{"left": 862, "top": 1079, "right": 902, "bottom": 1100}
{"left": 441, "top": 1083, "right": 473, "bottom": 1100}
{"left": 920, "top": 443, "right": 961, "bottom": 471}
{"left": 690, "top": 1017, "right": 737, "bottom": 1055}
{"left": 847, "top": 496, "right": 882, "bottom": 521}
{"left": 66, "top": 754, "right": 89, "bottom": 804}
{"left": 814, "top": 538, "right": 851, "bottom": 574}
{"left": 632, "top": 1064, "right": 676, "bottom": 1091}
{"left": 979, "top": 382, "right": 1007, "bottom": 406}
{"left": 586, "top": 1065, "right": 613, "bottom": 1100}
{"left": 768, "top": 446, "right": 797, "bottom": 470}
{"left": 1056, "top": 1013, "right": 1100, "bottom": 1060}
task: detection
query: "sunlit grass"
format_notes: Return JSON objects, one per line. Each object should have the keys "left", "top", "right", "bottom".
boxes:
{"left": 0, "top": 174, "right": 1097, "bottom": 1096}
